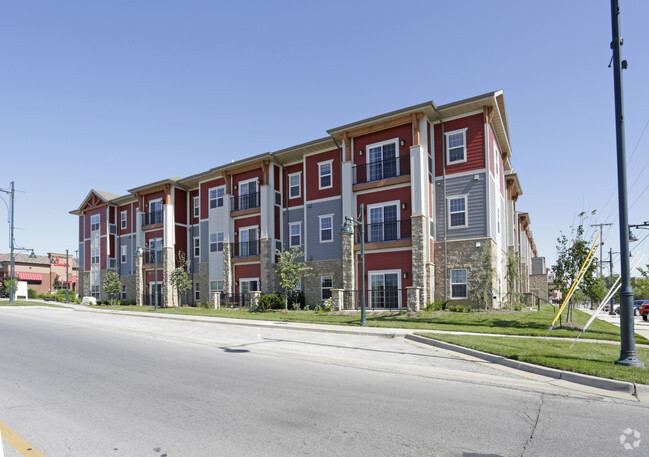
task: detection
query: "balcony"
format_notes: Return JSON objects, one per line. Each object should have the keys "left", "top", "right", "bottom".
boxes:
{"left": 142, "top": 250, "right": 163, "bottom": 264}
{"left": 353, "top": 154, "right": 410, "bottom": 185}
{"left": 232, "top": 240, "right": 260, "bottom": 258}
{"left": 363, "top": 219, "right": 411, "bottom": 244}
{"left": 231, "top": 192, "right": 260, "bottom": 212}
{"left": 142, "top": 210, "right": 163, "bottom": 227}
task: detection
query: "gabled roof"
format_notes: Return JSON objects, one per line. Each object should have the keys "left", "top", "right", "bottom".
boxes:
{"left": 69, "top": 189, "right": 123, "bottom": 215}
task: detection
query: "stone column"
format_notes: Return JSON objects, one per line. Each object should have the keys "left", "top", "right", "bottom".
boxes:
{"left": 135, "top": 252, "right": 144, "bottom": 306}
{"left": 250, "top": 290, "right": 262, "bottom": 310}
{"left": 411, "top": 214, "right": 428, "bottom": 304}
{"left": 162, "top": 246, "right": 177, "bottom": 307}
{"left": 341, "top": 229, "right": 355, "bottom": 310}
{"left": 223, "top": 242, "right": 233, "bottom": 295}
{"left": 331, "top": 289, "right": 343, "bottom": 311}
{"left": 260, "top": 238, "right": 274, "bottom": 293}
{"left": 407, "top": 286, "right": 420, "bottom": 312}
{"left": 211, "top": 291, "right": 221, "bottom": 310}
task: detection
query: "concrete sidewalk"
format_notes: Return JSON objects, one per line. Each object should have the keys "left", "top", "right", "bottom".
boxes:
{"left": 52, "top": 302, "right": 649, "bottom": 402}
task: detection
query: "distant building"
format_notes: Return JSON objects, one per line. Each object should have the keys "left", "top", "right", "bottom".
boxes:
{"left": 0, "top": 252, "right": 78, "bottom": 296}
{"left": 71, "top": 90, "right": 539, "bottom": 309}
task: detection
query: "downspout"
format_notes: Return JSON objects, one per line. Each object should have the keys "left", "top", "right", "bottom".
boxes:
{"left": 434, "top": 106, "right": 448, "bottom": 301}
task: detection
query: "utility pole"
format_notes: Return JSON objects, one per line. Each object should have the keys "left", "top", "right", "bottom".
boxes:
{"left": 591, "top": 223, "right": 612, "bottom": 278}
{"left": 609, "top": 0, "right": 644, "bottom": 367}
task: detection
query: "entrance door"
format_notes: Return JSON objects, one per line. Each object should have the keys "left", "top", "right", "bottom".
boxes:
{"left": 369, "top": 272, "right": 400, "bottom": 309}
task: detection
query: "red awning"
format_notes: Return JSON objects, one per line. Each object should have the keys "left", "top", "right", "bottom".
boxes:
{"left": 17, "top": 272, "right": 43, "bottom": 281}
{"left": 61, "top": 278, "right": 77, "bottom": 284}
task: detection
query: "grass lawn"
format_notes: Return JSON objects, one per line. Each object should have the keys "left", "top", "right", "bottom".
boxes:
{"left": 0, "top": 300, "right": 65, "bottom": 308}
{"left": 415, "top": 333, "right": 649, "bottom": 385}
{"left": 85, "top": 303, "right": 649, "bottom": 345}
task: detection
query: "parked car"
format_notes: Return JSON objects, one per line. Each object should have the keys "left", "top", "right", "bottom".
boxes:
{"left": 640, "top": 302, "right": 649, "bottom": 321}
{"left": 633, "top": 300, "right": 648, "bottom": 316}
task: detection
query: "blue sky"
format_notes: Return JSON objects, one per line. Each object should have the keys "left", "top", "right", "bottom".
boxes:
{"left": 2, "top": 0, "right": 649, "bottom": 275}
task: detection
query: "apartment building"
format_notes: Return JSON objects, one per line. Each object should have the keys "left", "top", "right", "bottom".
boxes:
{"left": 71, "top": 90, "right": 538, "bottom": 309}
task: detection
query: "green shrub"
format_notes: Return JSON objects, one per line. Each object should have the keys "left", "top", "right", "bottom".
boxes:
{"left": 425, "top": 301, "right": 448, "bottom": 312}
{"left": 287, "top": 291, "right": 306, "bottom": 310}
{"left": 258, "top": 293, "right": 284, "bottom": 311}
{"left": 28, "top": 288, "right": 38, "bottom": 298}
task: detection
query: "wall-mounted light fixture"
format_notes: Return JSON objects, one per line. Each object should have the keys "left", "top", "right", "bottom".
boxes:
{"left": 401, "top": 203, "right": 407, "bottom": 210}
{"left": 234, "top": 231, "right": 238, "bottom": 236}
{"left": 359, "top": 150, "right": 363, "bottom": 156}
{"left": 403, "top": 272, "right": 408, "bottom": 279}
{"left": 234, "top": 184, "right": 238, "bottom": 190}
{"left": 400, "top": 140, "right": 405, "bottom": 146}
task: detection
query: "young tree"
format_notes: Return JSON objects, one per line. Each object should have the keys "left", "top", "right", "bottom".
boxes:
{"left": 102, "top": 271, "right": 122, "bottom": 305}
{"left": 53, "top": 274, "right": 61, "bottom": 290}
{"left": 583, "top": 276, "right": 608, "bottom": 306}
{"left": 505, "top": 250, "right": 521, "bottom": 310}
{"left": 3, "top": 278, "right": 18, "bottom": 298}
{"left": 170, "top": 251, "right": 192, "bottom": 306}
{"left": 275, "top": 247, "right": 312, "bottom": 312}
{"left": 474, "top": 243, "right": 495, "bottom": 310}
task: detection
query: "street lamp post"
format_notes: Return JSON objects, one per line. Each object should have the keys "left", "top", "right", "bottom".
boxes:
{"left": 136, "top": 246, "right": 158, "bottom": 311}
{"left": 341, "top": 203, "right": 366, "bottom": 326}
{"left": 65, "top": 248, "right": 70, "bottom": 303}
{"left": 0, "top": 181, "right": 36, "bottom": 304}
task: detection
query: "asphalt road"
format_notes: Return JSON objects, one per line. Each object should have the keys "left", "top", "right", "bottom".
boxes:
{"left": 0, "top": 307, "right": 647, "bottom": 457}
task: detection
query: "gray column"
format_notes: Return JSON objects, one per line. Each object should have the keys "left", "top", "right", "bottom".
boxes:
{"left": 250, "top": 290, "right": 262, "bottom": 310}
{"left": 211, "top": 291, "right": 221, "bottom": 310}
{"left": 260, "top": 239, "right": 274, "bottom": 293}
{"left": 223, "top": 243, "right": 233, "bottom": 295}
{"left": 407, "top": 286, "right": 420, "bottom": 312}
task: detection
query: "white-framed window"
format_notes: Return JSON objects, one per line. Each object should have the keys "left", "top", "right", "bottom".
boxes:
{"left": 120, "top": 245, "right": 127, "bottom": 264}
{"left": 497, "top": 206, "right": 501, "bottom": 235}
{"left": 368, "top": 201, "right": 400, "bottom": 242}
{"left": 209, "top": 186, "right": 225, "bottom": 209}
{"left": 493, "top": 140, "right": 500, "bottom": 182}
{"left": 446, "top": 128, "right": 468, "bottom": 165}
{"left": 448, "top": 196, "right": 468, "bottom": 228}
{"left": 289, "top": 222, "right": 301, "bottom": 247}
{"left": 91, "top": 285, "right": 100, "bottom": 298}
{"left": 149, "top": 199, "right": 163, "bottom": 224}
{"left": 288, "top": 172, "right": 301, "bottom": 199}
{"left": 91, "top": 247, "right": 100, "bottom": 265}
{"left": 450, "top": 269, "right": 468, "bottom": 299}
{"left": 121, "top": 284, "right": 127, "bottom": 300}
{"left": 238, "top": 226, "right": 258, "bottom": 257}
{"left": 193, "top": 196, "right": 200, "bottom": 218}
{"left": 193, "top": 237, "right": 200, "bottom": 258}
{"left": 120, "top": 211, "right": 128, "bottom": 230}
{"left": 194, "top": 282, "right": 200, "bottom": 301}
{"left": 319, "top": 214, "right": 333, "bottom": 243}
{"left": 240, "top": 278, "right": 259, "bottom": 293}
{"left": 90, "top": 214, "right": 100, "bottom": 232}
{"left": 210, "top": 232, "right": 224, "bottom": 252}
{"left": 321, "top": 276, "right": 333, "bottom": 300}
{"left": 238, "top": 179, "right": 258, "bottom": 209}
{"left": 368, "top": 270, "right": 401, "bottom": 309}
{"left": 210, "top": 280, "right": 224, "bottom": 292}
{"left": 367, "top": 138, "right": 398, "bottom": 181}
{"left": 318, "top": 160, "right": 333, "bottom": 189}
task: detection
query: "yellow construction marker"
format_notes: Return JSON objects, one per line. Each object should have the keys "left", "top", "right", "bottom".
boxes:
{"left": 0, "top": 419, "right": 47, "bottom": 457}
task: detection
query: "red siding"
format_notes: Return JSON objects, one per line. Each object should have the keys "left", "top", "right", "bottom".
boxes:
{"left": 284, "top": 163, "right": 303, "bottom": 207}
{"left": 79, "top": 216, "right": 84, "bottom": 242}
{"left": 356, "top": 187, "right": 411, "bottom": 222}
{"left": 100, "top": 236, "right": 107, "bottom": 270}
{"left": 274, "top": 164, "right": 280, "bottom": 192}
{"left": 118, "top": 204, "right": 132, "bottom": 235}
{"left": 233, "top": 169, "right": 263, "bottom": 195}
{"left": 145, "top": 230, "right": 163, "bottom": 244}
{"left": 357, "top": 250, "right": 413, "bottom": 307}
{"left": 235, "top": 215, "right": 260, "bottom": 243}
{"left": 235, "top": 264, "right": 261, "bottom": 293}
{"left": 274, "top": 206, "right": 280, "bottom": 240}
{"left": 353, "top": 123, "right": 413, "bottom": 167}
{"left": 175, "top": 188, "right": 187, "bottom": 225}
{"left": 145, "top": 269, "right": 163, "bottom": 282}
{"left": 84, "top": 240, "right": 90, "bottom": 271}
{"left": 305, "top": 149, "right": 340, "bottom": 201}
{"left": 175, "top": 225, "right": 187, "bottom": 266}
{"left": 434, "top": 113, "right": 485, "bottom": 176}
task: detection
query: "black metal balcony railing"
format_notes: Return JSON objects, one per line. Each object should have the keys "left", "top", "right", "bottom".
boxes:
{"left": 353, "top": 155, "right": 410, "bottom": 185}
{"left": 231, "top": 192, "right": 260, "bottom": 212}
{"left": 220, "top": 293, "right": 251, "bottom": 309}
{"left": 363, "top": 219, "right": 411, "bottom": 243}
{"left": 232, "top": 240, "right": 260, "bottom": 258}
{"left": 142, "top": 210, "right": 163, "bottom": 226}
{"left": 344, "top": 289, "right": 405, "bottom": 310}
{"left": 142, "top": 250, "right": 163, "bottom": 264}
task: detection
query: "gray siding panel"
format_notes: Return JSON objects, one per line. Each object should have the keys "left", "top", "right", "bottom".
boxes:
{"left": 199, "top": 221, "right": 209, "bottom": 265}
{"left": 435, "top": 173, "right": 487, "bottom": 240}
{"left": 306, "top": 199, "right": 342, "bottom": 261}
{"left": 117, "top": 234, "right": 135, "bottom": 275}
{"left": 282, "top": 208, "right": 304, "bottom": 250}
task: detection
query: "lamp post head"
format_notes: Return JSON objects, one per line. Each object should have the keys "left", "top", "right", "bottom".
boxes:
{"left": 29, "top": 250, "right": 36, "bottom": 259}
{"left": 341, "top": 220, "right": 353, "bottom": 234}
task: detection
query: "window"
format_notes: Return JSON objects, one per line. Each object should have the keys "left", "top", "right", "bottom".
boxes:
{"left": 210, "top": 280, "right": 224, "bottom": 292}
{"left": 289, "top": 222, "right": 301, "bottom": 247}
{"left": 121, "top": 245, "right": 127, "bottom": 264}
{"left": 493, "top": 140, "right": 500, "bottom": 181}
{"left": 288, "top": 172, "right": 301, "bottom": 199}
{"left": 121, "top": 284, "right": 127, "bottom": 301}
{"left": 240, "top": 278, "right": 259, "bottom": 294}
{"left": 321, "top": 276, "right": 333, "bottom": 300}
{"left": 448, "top": 196, "right": 467, "bottom": 228}
{"left": 275, "top": 191, "right": 281, "bottom": 206}
{"left": 369, "top": 271, "right": 400, "bottom": 309}
{"left": 149, "top": 199, "right": 162, "bottom": 224}
{"left": 367, "top": 139, "right": 398, "bottom": 181}
{"left": 149, "top": 238, "right": 162, "bottom": 263}
{"left": 193, "top": 196, "right": 200, "bottom": 218}
{"left": 446, "top": 129, "right": 467, "bottom": 164}
{"left": 318, "top": 161, "right": 332, "bottom": 189}
{"left": 194, "top": 237, "right": 200, "bottom": 258}
{"left": 368, "top": 203, "right": 399, "bottom": 242}
{"left": 194, "top": 282, "right": 200, "bottom": 301}
{"left": 497, "top": 206, "right": 501, "bottom": 235}
{"left": 210, "top": 232, "right": 224, "bottom": 252}
{"left": 451, "top": 269, "right": 468, "bottom": 299}
{"left": 91, "top": 214, "right": 100, "bottom": 232}
{"left": 209, "top": 186, "right": 225, "bottom": 209}
{"left": 239, "top": 180, "right": 258, "bottom": 209}
{"left": 91, "top": 285, "right": 100, "bottom": 298}
{"left": 91, "top": 248, "right": 100, "bottom": 265}
{"left": 319, "top": 215, "right": 333, "bottom": 243}
{"left": 121, "top": 211, "right": 127, "bottom": 230}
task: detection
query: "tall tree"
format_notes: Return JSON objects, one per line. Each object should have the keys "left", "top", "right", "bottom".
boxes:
{"left": 102, "top": 271, "right": 122, "bottom": 305}
{"left": 275, "top": 248, "right": 312, "bottom": 312}
{"left": 170, "top": 251, "right": 192, "bottom": 306}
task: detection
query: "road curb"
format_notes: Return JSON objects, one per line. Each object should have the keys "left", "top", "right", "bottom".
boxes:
{"left": 405, "top": 334, "right": 638, "bottom": 396}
